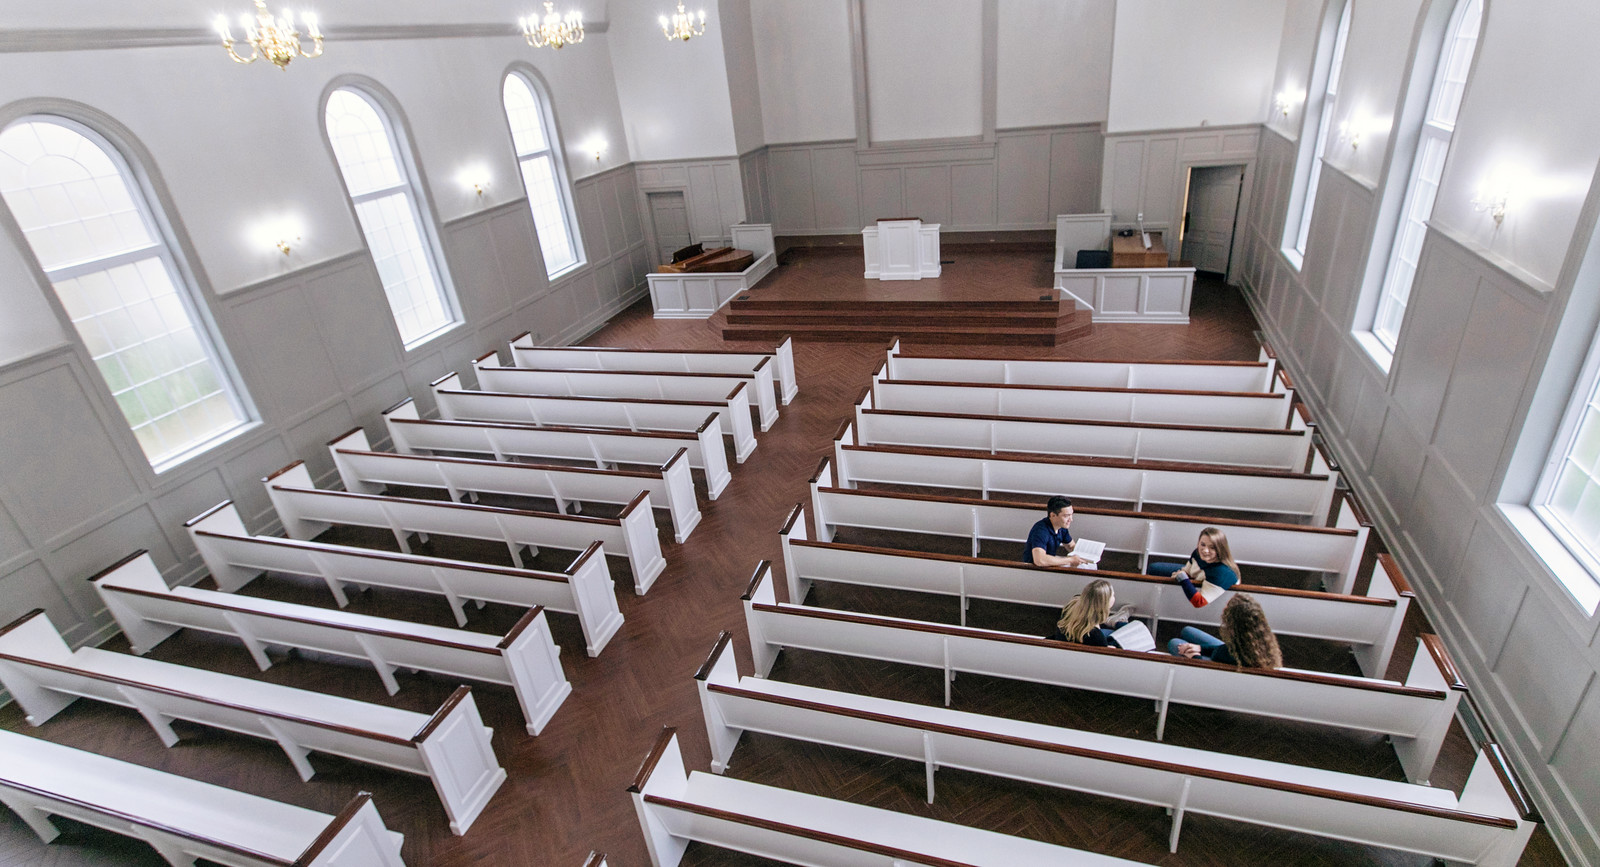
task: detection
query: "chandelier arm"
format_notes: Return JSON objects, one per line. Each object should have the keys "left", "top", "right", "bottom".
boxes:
{"left": 222, "top": 40, "right": 260, "bottom": 64}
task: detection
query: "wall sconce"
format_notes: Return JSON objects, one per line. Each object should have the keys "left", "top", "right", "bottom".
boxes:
{"left": 456, "top": 165, "right": 491, "bottom": 200}
{"left": 1273, "top": 88, "right": 1304, "bottom": 118}
{"left": 588, "top": 138, "right": 607, "bottom": 162}
{"left": 1472, "top": 190, "right": 1509, "bottom": 226}
{"left": 1338, "top": 120, "right": 1361, "bottom": 150}
{"left": 250, "top": 215, "right": 305, "bottom": 257}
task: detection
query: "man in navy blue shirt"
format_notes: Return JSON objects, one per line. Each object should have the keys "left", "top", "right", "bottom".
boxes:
{"left": 1025, "top": 496, "right": 1090, "bottom": 568}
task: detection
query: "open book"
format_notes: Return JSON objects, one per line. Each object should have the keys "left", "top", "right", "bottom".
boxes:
{"left": 1072, "top": 538, "right": 1106, "bottom": 565}
{"left": 1108, "top": 620, "right": 1156, "bottom": 653}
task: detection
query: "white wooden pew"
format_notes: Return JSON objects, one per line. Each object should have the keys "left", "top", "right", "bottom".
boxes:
{"left": 629, "top": 726, "right": 1152, "bottom": 867}
{"left": 384, "top": 398, "right": 731, "bottom": 500}
{"left": 436, "top": 371, "right": 756, "bottom": 464}
{"left": 884, "top": 338, "right": 1279, "bottom": 392}
{"left": 695, "top": 633, "right": 1538, "bottom": 865}
{"left": 510, "top": 330, "right": 796, "bottom": 407}
{"left": 265, "top": 461, "right": 667, "bottom": 595}
{"left": 742, "top": 561, "right": 1455, "bottom": 783}
{"left": 810, "top": 458, "right": 1375, "bottom": 596}
{"left": 329, "top": 425, "right": 701, "bottom": 544}
{"left": 92, "top": 551, "right": 572, "bottom": 736}
{"left": 0, "top": 731, "right": 407, "bottom": 867}
{"left": 0, "top": 610, "right": 504, "bottom": 835}
{"left": 186, "top": 500, "right": 623, "bottom": 657}
{"left": 854, "top": 387, "right": 1316, "bottom": 472}
{"left": 782, "top": 504, "right": 1405, "bottom": 678}
{"left": 871, "top": 372, "right": 1296, "bottom": 429}
{"left": 834, "top": 429, "right": 1339, "bottom": 523}
{"left": 475, "top": 351, "right": 775, "bottom": 438}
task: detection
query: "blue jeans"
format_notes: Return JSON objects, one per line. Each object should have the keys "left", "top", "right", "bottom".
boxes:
{"left": 1167, "top": 625, "right": 1223, "bottom": 658}
{"left": 1147, "top": 561, "right": 1186, "bottom": 578}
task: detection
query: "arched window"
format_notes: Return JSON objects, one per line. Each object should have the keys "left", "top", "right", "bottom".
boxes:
{"left": 1283, "top": 0, "right": 1351, "bottom": 266}
{"left": 502, "top": 72, "right": 584, "bottom": 278}
{"left": 1369, "top": 0, "right": 1483, "bottom": 352}
{"left": 324, "top": 87, "right": 456, "bottom": 347}
{"left": 0, "top": 117, "right": 249, "bottom": 469}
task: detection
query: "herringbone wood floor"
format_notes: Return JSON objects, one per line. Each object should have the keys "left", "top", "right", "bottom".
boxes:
{"left": 0, "top": 257, "right": 1567, "bottom": 866}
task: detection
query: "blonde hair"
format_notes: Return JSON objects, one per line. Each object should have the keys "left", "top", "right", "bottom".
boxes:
{"left": 1218, "top": 593, "right": 1280, "bottom": 669}
{"left": 1056, "top": 580, "right": 1114, "bottom": 643}
{"left": 1199, "top": 527, "right": 1240, "bottom": 578}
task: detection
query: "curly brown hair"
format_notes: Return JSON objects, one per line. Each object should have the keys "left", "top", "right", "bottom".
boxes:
{"left": 1217, "top": 593, "right": 1280, "bottom": 669}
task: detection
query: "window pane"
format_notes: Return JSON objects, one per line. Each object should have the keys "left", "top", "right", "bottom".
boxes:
{"left": 502, "top": 74, "right": 584, "bottom": 277}
{"left": 325, "top": 89, "right": 457, "bottom": 347}
{"left": 502, "top": 75, "right": 550, "bottom": 156}
{"left": 0, "top": 119, "right": 247, "bottom": 468}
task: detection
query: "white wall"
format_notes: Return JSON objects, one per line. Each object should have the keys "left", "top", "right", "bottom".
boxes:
{"left": 863, "top": 0, "right": 984, "bottom": 142}
{"left": 995, "top": 0, "right": 1113, "bottom": 128}
{"left": 1264, "top": 0, "right": 1328, "bottom": 141}
{"left": 608, "top": 0, "right": 739, "bottom": 160}
{"left": 750, "top": 0, "right": 856, "bottom": 145}
{"left": 1320, "top": 0, "right": 1426, "bottom": 189}
{"left": 1107, "top": 0, "right": 1286, "bottom": 133}
{"left": 718, "top": 0, "right": 766, "bottom": 154}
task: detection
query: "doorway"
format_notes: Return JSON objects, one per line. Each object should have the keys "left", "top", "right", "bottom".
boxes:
{"left": 1180, "top": 165, "right": 1246, "bottom": 277}
{"left": 646, "top": 191, "right": 692, "bottom": 264}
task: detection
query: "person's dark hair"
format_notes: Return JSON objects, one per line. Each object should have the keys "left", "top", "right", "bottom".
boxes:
{"left": 1218, "top": 593, "right": 1281, "bottom": 670}
{"left": 1046, "top": 495, "right": 1073, "bottom": 515}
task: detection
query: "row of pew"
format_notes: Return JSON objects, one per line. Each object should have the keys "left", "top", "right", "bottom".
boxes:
{"left": 0, "top": 336, "right": 797, "bottom": 865}
{"left": 630, "top": 343, "right": 1542, "bottom": 867}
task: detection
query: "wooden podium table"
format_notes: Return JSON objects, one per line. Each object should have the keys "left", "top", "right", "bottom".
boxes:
{"left": 1112, "top": 231, "right": 1168, "bottom": 268}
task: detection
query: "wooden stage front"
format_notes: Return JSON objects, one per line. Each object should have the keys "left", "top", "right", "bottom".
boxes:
{"left": 718, "top": 243, "right": 1093, "bottom": 346}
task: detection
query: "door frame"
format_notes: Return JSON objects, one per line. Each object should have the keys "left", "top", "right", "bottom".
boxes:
{"left": 1177, "top": 157, "right": 1256, "bottom": 287}
{"left": 644, "top": 189, "right": 694, "bottom": 264}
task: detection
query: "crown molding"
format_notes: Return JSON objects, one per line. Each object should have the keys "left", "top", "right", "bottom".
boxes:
{"left": 0, "top": 21, "right": 607, "bottom": 53}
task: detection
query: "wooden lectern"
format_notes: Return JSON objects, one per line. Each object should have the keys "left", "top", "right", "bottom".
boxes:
{"left": 1112, "top": 231, "right": 1168, "bottom": 268}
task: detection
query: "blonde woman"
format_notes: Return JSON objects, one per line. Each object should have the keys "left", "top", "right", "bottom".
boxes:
{"left": 1146, "top": 526, "right": 1240, "bottom": 609}
{"left": 1048, "top": 579, "right": 1134, "bottom": 647}
{"left": 1167, "top": 592, "right": 1282, "bottom": 669}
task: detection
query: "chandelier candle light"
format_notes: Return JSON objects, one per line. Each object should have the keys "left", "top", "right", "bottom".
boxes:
{"left": 521, "top": 2, "right": 584, "bottom": 49}
{"left": 215, "top": 0, "right": 323, "bottom": 70}
{"left": 661, "top": 2, "right": 707, "bottom": 41}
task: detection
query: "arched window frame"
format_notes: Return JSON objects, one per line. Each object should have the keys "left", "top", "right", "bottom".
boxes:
{"left": 1281, "top": 0, "right": 1351, "bottom": 270}
{"left": 1352, "top": 0, "right": 1483, "bottom": 369}
{"left": 500, "top": 67, "right": 586, "bottom": 280}
{"left": 319, "top": 81, "right": 460, "bottom": 350}
{"left": 0, "top": 109, "right": 255, "bottom": 472}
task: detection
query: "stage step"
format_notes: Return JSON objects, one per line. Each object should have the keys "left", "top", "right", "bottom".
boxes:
{"left": 721, "top": 293, "right": 1092, "bottom": 346}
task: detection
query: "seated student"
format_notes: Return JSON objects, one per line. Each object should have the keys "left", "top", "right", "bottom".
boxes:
{"left": 1166, "top": 592, "right": 1281, "bottom": 669}
{"left": 1025, "top": 495, "right": 1091, "bottom": 568}
{"left": 1047, "top": 579, "right": 1135, "bottom": 647}
{"left": 1146, "top": 526, "right": 1239, "bottom": 608}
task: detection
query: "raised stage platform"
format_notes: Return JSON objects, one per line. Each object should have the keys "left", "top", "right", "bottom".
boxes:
{"left": 720, "top": 243, "right": 1091, "bottom": 346}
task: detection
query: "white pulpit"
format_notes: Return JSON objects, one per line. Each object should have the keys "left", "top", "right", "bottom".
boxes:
{"left": 862, "top": 219, "right": 941, "bottom": 280}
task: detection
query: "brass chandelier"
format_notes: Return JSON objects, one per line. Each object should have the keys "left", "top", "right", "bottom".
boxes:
{"left": 521, "top": 2, "right": 585, "bottom": 49}
{"left": 215, "top": 0, "right": 323, "bottom": 70}
{"left": 660, "top": 2, "right": 707, "bottom": 41}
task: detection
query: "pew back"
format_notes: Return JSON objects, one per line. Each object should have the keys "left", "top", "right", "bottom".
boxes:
{"left": 509, "top": 332, "right": 795, "bottom": 408}
{"left": 383, "top": 398, "right": 730, "bottom": 499}
{"left": 474, "top": 356, "right": 775, "bottom": 434}
{"left": 884, "top": 341, "right": 1278, "bottom": 392}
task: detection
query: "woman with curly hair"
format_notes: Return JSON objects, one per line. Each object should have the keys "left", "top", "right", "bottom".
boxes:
{"left": 1048, "top": 579, "right": 1135, "bottom": 647}
{"left": 1166, "top": 592, "right": 1281, "bottom": 669}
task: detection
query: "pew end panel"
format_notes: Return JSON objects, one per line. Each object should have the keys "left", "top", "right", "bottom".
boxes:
{"left": 0, "top": 611, "right": 81, "bottom": 726}
{"left": 297, "top": 794, "right": 408, "bottom": 866}
{"left": 265, "top": 462, "right": 333, "bottom": 540}
{"left": 411, "top": 687, "right": 507, "bottom": 836}
{"left": 693, "top": 632, "right": 742, "bottom": 773}
{"left": 740, "top": 562, "right": 780, "bottom": 677}
{"left": 778, "top": 503, "right": 811, "bottom": 605}
{"left": 806, "top": 458, "right": 837, "bottom": 542}
{"left": 499, "top": 607, "right": 574, "bottom": 735}
{"left": 566, "top": 543, "right": 625, "bottom": 657}
{"left": 1391, "top": 634, "right": 1468, "bottom": 785}
{"left": 1457, "top": 745, "right": 1541, "bottom": 865}
{"left": 88, "top": 551, "right": 184, "bottom": 655}
{"left": 724, "top": 382, "right": 759, "bottom": 460}
{"left": 774, "top": 335, "right": 797, "bottom": 404}
{"left": 381, "top": 398, "right": 423, "bottom": 454}
{"left": 184, "top": 500, "right": 264, "bottom": 592}
{"left": 661, "top": 449, "right": 702, "bottom": 543}
{"left": 429, "top": 373, "right": 468, "bottom": 420}
{"left": 1352, "top": 554, "right": 1413, "bottom": 679}
{"left": 328, "top": 427, "right": 384, "bottom": 495}
{"left": 695, "top": 415, "right": 732, "bottom": 499}
{"left": 628, "top": 728, "right": 692, "bottom": 867}
{"left": 618, "top": 492, "right": 668, "bottom": 595}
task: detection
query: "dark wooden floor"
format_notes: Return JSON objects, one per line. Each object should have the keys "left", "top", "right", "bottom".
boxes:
{"left": 0, "top": 254, "right": 1568, "bottom": 866}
